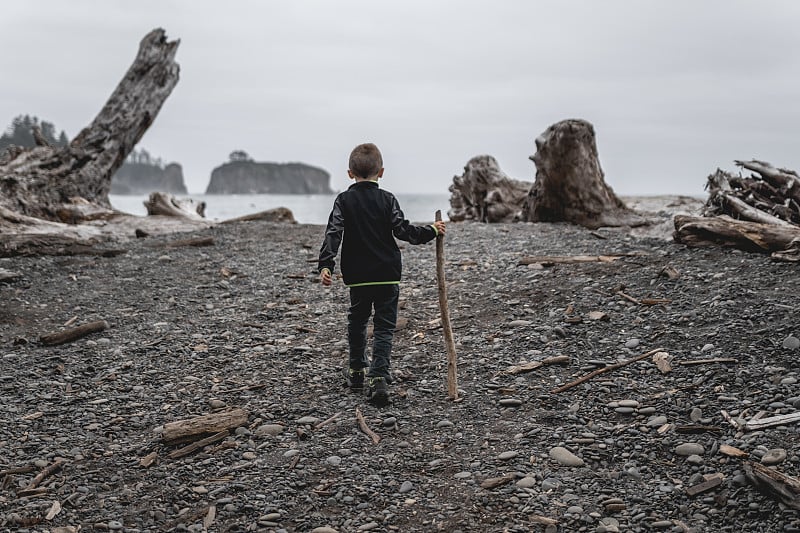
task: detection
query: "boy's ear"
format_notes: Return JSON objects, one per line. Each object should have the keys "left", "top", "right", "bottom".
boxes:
{"left": 347, "top": 170, "right": 356, "bottom": 180}
{"left": 377, "top": 168, "right": 384, "bottom": 178}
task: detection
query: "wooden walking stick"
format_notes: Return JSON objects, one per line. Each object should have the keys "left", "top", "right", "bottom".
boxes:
{"left": 435, "top": 210, "right": 459, "bottom": 400}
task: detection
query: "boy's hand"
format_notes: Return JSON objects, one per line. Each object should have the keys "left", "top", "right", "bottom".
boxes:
{"left": 433, "top": 220, "right": 446, "bottom": 236}
{"left": 320, "top": 268, "right": 332, "bottom": 286}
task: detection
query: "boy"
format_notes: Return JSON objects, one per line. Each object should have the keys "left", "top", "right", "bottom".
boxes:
{"left": 318, "top": 143, "right": 446, "bottom": 406}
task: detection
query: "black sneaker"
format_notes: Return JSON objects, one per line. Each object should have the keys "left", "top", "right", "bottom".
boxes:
{"left": 365, "top": 377, "right": 390, "bottom": 406}
{"left": 344, "top": 367, "right": 366, "bottom": 390}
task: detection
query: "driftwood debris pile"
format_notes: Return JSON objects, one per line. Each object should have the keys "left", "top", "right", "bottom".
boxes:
{"left": 674, "top": 160, "right": 800, "bottom": 261}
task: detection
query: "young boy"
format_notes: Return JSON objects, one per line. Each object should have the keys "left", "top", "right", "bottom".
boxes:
{"left": 318, "top": 143, "right": 446, "bottom": 406}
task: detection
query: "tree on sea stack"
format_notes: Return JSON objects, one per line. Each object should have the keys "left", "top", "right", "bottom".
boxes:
{"left": 0, "top": 28, "right": 179, "bottom": 229}
{"left": 521, "top": 119, "right": 646, "bottom": 229}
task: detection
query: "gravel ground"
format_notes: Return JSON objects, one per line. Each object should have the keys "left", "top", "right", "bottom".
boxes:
{"left": 1, "top": 206, "right": 799, "bottom": 533}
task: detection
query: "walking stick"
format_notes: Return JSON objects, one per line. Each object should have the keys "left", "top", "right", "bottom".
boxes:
{"left": 435, "top": 210, "right": 459, "bottom": 400}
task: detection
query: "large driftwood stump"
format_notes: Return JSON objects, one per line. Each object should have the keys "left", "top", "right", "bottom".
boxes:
{"left": 447, "top": 155, "right": 530, "bottom": 222}
{"left": 521, "top": 119, "right": 646, "bottom": 229}
{"left": 144, "top": 192, "right": 206, "bottom": 219}
{"left": 0, "top": 29, "right": 179, "bottom": 224}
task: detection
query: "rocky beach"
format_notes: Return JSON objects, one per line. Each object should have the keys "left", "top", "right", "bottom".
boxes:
{"left": 1, "top": 200, "right": 799, "bottom": 532}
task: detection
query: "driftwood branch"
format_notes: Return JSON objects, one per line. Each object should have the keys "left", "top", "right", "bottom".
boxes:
{"left": 39, "top": 320, "right": 109, "bottom": 346}
{"left": 16, "top": 459, "right": 65, "bottom": 497}
{"left": 355, "top": 407, "right": 380, "bottom": 444}
{"left": 435, "top": 210, "right": 459, "bottom": 400}
{"left": 551, "top": 348, "right": 665, "bottom": 394}
{"left": 674, "top": 214, "right": 800, "bottom": 254}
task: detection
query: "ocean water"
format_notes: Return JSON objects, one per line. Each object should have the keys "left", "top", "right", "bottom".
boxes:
{"left": 109, "top": 193, "right": 452, "bottom": 225}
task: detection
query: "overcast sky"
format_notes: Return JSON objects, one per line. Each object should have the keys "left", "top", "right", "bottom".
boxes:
{"left": 2, "top": 1, "right": 798, "bottom": 196}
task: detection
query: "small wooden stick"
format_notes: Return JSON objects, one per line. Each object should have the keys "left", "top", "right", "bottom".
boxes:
{"left": 168, "top": 430, "right": 229, "bottom": 459}
{"left": 40, "top": 320, "right": 109, "bottom": 346}
{"left": 615, "top": 291, "right": 641, "bottom": 305}
{"left": 314, "top": 412, "right": 342, "bottom": 430}
{"left": 551, "top": 348, "right": 665, "bottom": 394}
{"left": 679, "top": 358, "right": 738, "bottom": 366}
{"left": 355, "top": 407, "right": 380, "bottom": 444}
{"left": 435, "top": 210, "right": 459, "bottom": 400}
{"left": 506, "top": 355, "right": 570, "bottom": 375}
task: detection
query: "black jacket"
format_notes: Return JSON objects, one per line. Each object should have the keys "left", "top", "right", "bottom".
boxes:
{"left": 318, "top": 181, "right": 437, "bottom": 286}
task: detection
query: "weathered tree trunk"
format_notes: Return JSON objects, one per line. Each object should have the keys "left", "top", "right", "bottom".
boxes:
{"left": 521, "top": 119, "right": 646, "bottom": 229}
{"left": 447, "top": 155, "right": 530, "bottom": 222}
{"left": 0, "top": 28, "right": 180, "bottom": 224}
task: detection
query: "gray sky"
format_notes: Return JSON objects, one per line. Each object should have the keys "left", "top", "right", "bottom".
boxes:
{"left": 2, "top": 1, "right": 799, "bottom": 195}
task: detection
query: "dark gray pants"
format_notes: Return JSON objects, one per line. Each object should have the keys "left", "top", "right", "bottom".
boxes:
{"left": 347, "top": 284, "right": 399, "bottom": 382}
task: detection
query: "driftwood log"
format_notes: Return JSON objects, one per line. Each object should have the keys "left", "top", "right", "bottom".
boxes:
{"left": 162, "top": 408, "right": 248, "bottom": 443}
{"left": 447, "top": 155, "right": 530, "bottom": 222}
{"left": 144, "top": 191, "right": 206, "bottom": 219}
{"left": 521, "top": 119, "right": 647, "bottom": 229}
{"left": 674, "top": 161, "right": 800, "bottom": 260}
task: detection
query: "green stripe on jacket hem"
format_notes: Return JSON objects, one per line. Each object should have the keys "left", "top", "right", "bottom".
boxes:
{"left": 346, "top": 281, "right": 401, "bottom": 288}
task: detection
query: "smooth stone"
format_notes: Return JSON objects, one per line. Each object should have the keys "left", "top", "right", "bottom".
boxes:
{"left": 256, "top": 424, "right": 285, "bottom": 436}
{"left": 686, "top": 454, "right": 704, "bottom": 465}
{"left": 549, "top": 446, "right": 585, "bottom": 467}
{"left": 509, "top": 320, "right": 532, "bottom": 327}
{"left": 690, "top": 408, "right": 702, "bottom": 422}
{"left": 209, "top": 399, "right": 226, "bottom": 409}
{"left": 436, "top": 420, "right": 454, "bottom": 428}
{"left": 625, "top": 338, "right": 640, "bottom": 349}
{"left": 615, "top": 407, "right": 635, "bottom": 415}
{"left": 675, "top": 443, "right": 705, "bottom": 456}
{"left": 784, "top": 336, "right": 800, "bottom": 350}
{"left": 326, "top": 456, "right": 342, "bottom": 466}
{"left": 311, "top": 528, "right": 338, "bottom": 533}
{"left": 399, "top": 481, "right": 414, "bottom": 493}
{"left": 498, "top": 451, "right": 519, "bottom": 461}
{"left": 541, "top": 477, "right": 562, "bottom": 491}
{"left": 618, "top": 399, "right": 639, "bottom": 408}
{"left": 762, "top": 448, "right": 788, "bottom": 465}
{"left": 297, "top": 416, "right": 320, "bottom": 425}
{"left": 242, "top": 451, "right": 257, "bottom": 460}
{"left": 701, "top": 343, "right": 715, "bottom": 353}
{"left": 499, "top": 398, "right": 523, "bottom": 407}
{"left": 454, "top": 471, "right": 473, "bottom": 479}
{"left": 646, "top": 415, "right": 668, "bottom": 427}
{"left": 382, "top": 417, "right": 397, "bottom": 427}
{"left": 516, "top": 476, "right": 537, "bottom": 488}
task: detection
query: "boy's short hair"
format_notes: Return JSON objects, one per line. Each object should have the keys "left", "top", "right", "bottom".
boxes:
{"left": 349, "top": 143, "right": 383, "bottom": 179}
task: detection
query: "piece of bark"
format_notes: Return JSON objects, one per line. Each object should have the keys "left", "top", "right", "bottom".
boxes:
{"left": 162, "top": 408, "right": 248, "bottom": 443}
{"left": 507, "top": 355, "right": 570, "bottom": 375}
{"left": 480, "top": 474, "right": 515, "bottom": 489}
{"left": 39, "top": 320, "right": 109, "bottom": 346}
{"left": 652, "top": 352, "right": 673, "bottom": 373}
{"left": 168, "top": 430, "right": 229, "bottom": 459}
{"left": 45, "top": 500, "right": 62, "bottom": 520}
{"left": 521, "top": 119, "right": 647, "bottom": 229}
{"left": 204, "top": 505, "right": 217, "bottom": 530}
{"left": 719, "top": 444, "right": 748, "bottom": 458}
{"left": 355, "top": 407, "right": 381, "bottom": 445}
{"left": 529, "top": 514, "right": 558, "bottom": 526}
{"left": 745, "top": 461, "right": 800, "bottom": 510}
{"left": 139, "top": 451, "right": 158, "bottom": 467}
{"left": 685, "top": 473, "right": 725, "bottom": 496}
{"left": 551, "top": 348, "right": 665, "bottom": 394}
{"left": 0, "top": 268, "right": 22, "bottom": 282}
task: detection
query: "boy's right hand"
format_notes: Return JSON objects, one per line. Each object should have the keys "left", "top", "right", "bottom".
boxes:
{"left": 320, "top": 268, "right": 332, "bottom": 286}
{"left": 433, "top": 220, "right": 446, "bottom": 236}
